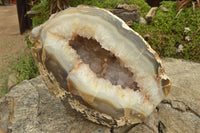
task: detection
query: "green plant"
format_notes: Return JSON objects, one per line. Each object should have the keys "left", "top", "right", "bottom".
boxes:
{"left": 14, "top": 36, "right": 39, "bottom": 83}
{"left": 32, "top": 0, "right": 50, "bottom": 27}
{"left": 25, "top": 35, "right": 34, "bottom": 49}
{"left": 131, "top": 1, "right": 200, "bottom": 62}
{"left": 14, "top": 54, "right": 40, "bottom": 83}
{"left": 124, "top": 0, "right": 150, "bottom": 16}
{"left": 31, "top": 0, "right": 69, "bottom": 27}
{"left": 68, "top": 0, "right": 150, "bottom": 17}
{"left": 31, "top": 0, "right": 150, "bottom": 27}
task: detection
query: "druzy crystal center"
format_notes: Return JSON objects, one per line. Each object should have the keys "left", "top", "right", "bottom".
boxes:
{"left": 69, "top": 35, "right": 139, "bottom": 91}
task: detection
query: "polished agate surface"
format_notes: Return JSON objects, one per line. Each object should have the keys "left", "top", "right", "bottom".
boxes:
{"left": 30, "top": 5, "right": 171, "bottom": 126}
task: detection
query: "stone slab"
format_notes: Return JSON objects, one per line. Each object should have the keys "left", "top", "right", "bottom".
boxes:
{"left": 0, "top": 58, "right": 200, "bottom": 133}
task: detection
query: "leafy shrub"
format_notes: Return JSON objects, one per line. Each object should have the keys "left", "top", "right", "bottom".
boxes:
{"left": 68, "top": 0, "right": 150, "bottom": 16}
{"left": 14, "top": 54, "right": 40, "bottom": 83}
{"left": 31, "top": 0, "right": 150, "bottom": 27}
{"left": 14, "top": 36, "right": 39, "bottom": 83}
{"left": 32, "top": 0, "right": 50, "bottom": 28}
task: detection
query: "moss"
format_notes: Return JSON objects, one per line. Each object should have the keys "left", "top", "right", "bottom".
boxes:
{"left": 131, "top": 1, "right": 200, "bottom": 62}
{"left": 124, "top": 0, "right": 150, "bottom": 16}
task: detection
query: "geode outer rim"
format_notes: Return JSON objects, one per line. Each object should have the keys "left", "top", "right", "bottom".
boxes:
{"left": 30, "top": 5, "right": 171, "bottom": 127}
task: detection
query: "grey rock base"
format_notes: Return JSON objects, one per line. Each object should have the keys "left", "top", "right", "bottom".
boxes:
{"left": 0, "top": 58, "right": 200, "bottom": 133}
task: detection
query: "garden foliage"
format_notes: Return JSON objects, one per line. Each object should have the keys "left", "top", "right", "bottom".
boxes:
{"left": 132, "top": 1, "right": 200, "bottom": 61}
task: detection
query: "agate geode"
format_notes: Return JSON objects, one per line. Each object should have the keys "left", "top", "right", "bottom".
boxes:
{"left": 30, "top": 5, "right": 171, "bottom": 127}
